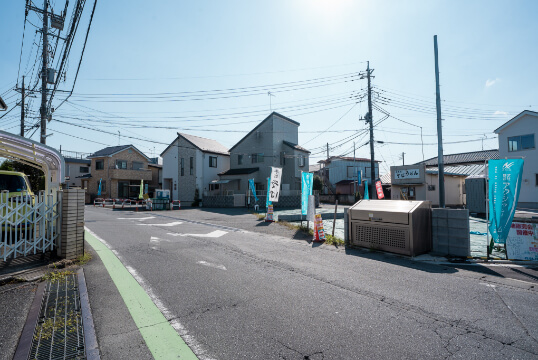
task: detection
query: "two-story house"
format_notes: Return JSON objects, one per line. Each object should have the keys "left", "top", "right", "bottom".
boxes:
{"left": 161, "top": 133, "right": 229, "bottom": 203}
{"left": 218, "top": 112, "right": 310, "bottom": 194}
{"left": 317, "top": 156, "right": 380, "bottom": 194}
{"left": 86, "top": 145, "right": 152, "bottom": 201}
{"left": 64, "top": 157, "right": 91, "bottom": 188}
{"left": 494, "top": 110, "right": 538, "bottom": 209}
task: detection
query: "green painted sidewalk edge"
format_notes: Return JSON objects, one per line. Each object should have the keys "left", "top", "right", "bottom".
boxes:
{"left": 85, "top": 229, "right": 198, "bottom": 360}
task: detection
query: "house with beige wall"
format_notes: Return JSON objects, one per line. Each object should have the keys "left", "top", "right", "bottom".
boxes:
{"left": 86, "top": 145, "right": 152, "bottom": 201}
{"left": 161, "top": 133, "right": 229, "bottom": 204}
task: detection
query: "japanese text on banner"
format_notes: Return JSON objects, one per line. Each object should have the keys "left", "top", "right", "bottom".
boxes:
{"left": 269, "top": 167, "right": 282, "bottom": 202}
{"left": 301, "top": 172, "right": 313, "bottom": 215}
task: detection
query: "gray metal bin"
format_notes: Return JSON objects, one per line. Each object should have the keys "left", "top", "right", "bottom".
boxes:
{"left": 348, "top": 200, "right": 432, "bottom": 256}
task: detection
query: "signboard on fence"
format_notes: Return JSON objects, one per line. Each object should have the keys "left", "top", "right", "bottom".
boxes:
{"left": 266, "top": 204, "right": 274, "bottom": 222}
{"left": 314, "top": 213, "right": 326, "bottom": 241}
{"left": 506, "top": 222, "right": 538, "bottom": 260}
{"left": 269, "top": 167, "right": 282, "bottom": 202}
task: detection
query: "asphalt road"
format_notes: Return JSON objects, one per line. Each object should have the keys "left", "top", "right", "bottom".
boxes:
{"left": 84, "top": 206, "right": 538, "bottom": 359}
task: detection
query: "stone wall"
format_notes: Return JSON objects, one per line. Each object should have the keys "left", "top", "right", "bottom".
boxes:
{"left": 431, "top": 208, "right": 470, "bottom": 257}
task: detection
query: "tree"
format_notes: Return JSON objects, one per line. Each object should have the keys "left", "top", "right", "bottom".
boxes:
{"left": 0, "top": 160, "right": 45, "bottom": 191}
{"left": 313, "top": 175, "right": 322, "bottom": 191}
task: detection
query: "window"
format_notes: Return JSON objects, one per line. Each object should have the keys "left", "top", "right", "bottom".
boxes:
{"left": 116, "top": 160, "right": 127, "bottom": 169}
{"left": 209, "top": 183, "right": 220, "bottom": 191}
{"left": 238, "top": 154, "right": 243, "bottom": 165}
{"left": 365, "top": 166, "right": 379, "bottom": 179}
{"left": 299, "top": 155, "right": 305, "bottom": 167}
{"left": 190, "top": 157, "right": 194, "bottom": 175}
{"left": 181, "top": 158, "right": 184, "bottom": 176}
{"left": 251, "top": 153, "right": 264, "bottom": 163}
{"left": 80, "top": 166, "right": 89, "bottom": 173}
{"left": 508, "top": 134, "right": 535, "bottom": 152}
{"left": 209, "top": 156, "right": 217, "bottom": 168}
{"left": 118, "top": 181, "right": 129, "bottom": 198}
{"left": 132, "top": 162, "right": 143, "bottom": 170}
{"left": 428, "top": 185, "right": 436, "bottom": 191}
{"left": 95, "top": 160, "right": 104, "bottom": 170}
{"left": 347, "top": 166, "right": 357, "bottom": 178}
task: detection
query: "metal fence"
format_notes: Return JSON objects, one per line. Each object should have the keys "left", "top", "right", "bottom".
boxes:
{"left": 0, "top": 190, "right": 61, "bottom": 260}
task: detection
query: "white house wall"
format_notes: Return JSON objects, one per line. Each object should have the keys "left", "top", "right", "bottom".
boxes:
{"left": 497, "top": 113, "right": 538, "bottom": 208}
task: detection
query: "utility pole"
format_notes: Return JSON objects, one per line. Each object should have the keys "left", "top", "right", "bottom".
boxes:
{"left": 20, "top": 76, "right": 25, "bottom": 137}
{"left": 434, "top": 35, "right": 445, "bottom": 208}
{"left": 401, "top": 152, "right": 405, "bottom": 165}
{"left": 353, "top": 141, "right": 356, "bottom": 195}
{"left": 326, "top": 142, "right": 329, "bottom": 160}
{"left": 367, "top": 61, "right": 375, "bottom": 198}
{"left": 40, "top": 0, "right": 49, "bottom": 144}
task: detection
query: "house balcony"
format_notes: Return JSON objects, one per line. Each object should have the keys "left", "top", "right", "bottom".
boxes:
{"left": 108, "top": 168, "right": 152, "bottom": 181}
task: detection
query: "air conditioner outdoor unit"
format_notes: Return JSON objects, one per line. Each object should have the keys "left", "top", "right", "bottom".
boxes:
{"left": 348, "top": 199, "right": 431, "bottom": 256}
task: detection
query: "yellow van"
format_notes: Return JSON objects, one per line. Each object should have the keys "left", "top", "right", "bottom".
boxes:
{"left": 0, "top": 170, "right": 35, "bottom": 233}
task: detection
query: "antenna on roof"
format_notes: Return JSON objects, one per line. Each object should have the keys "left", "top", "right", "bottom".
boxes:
{"left": 268, "top": 91, "right": 276, "bottom": 111}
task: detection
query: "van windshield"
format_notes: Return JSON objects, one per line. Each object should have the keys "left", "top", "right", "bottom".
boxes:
{"left": 0, "top": 175, "right": 28, "bottom": 192}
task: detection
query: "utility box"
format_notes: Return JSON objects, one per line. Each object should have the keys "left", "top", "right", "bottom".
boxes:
{"left": 465, "top": 175, "right": 486, "bottom": 214}
{"left": 47, "top": 68, "right": 57, "bottom": 84}
{"left": 348, "top": 199, "right": 431, "bottom": 256}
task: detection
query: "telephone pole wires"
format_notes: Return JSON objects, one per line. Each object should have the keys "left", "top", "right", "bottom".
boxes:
{"left": 434, "top": 35, "right": 445, "bottom": 208}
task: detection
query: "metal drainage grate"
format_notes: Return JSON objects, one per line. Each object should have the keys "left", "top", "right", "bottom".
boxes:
{"left": 29, "top": 273, "right": 85, "bottom": 360}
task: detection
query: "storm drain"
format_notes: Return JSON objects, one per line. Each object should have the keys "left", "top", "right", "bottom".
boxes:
{"left": 29, "top": 273, "right": 85, "bottom": 360}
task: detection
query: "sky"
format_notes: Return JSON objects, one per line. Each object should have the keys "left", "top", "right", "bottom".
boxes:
{"left": 1, "top": 0, "right": 537, "bottom": 175}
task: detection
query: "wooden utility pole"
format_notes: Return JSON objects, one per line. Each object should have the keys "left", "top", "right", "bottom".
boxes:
{"left": 434, "top": 35, "right": 445, "bottom": 208}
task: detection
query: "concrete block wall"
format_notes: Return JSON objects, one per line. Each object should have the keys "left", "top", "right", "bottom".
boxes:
{"left": 59, "top": 189, "right": 85, "bottom": 260}
{"left": 432, "top": 208, "right": 470, "bottom": 257}
{"left": 202, "top": 195, "right": 235, "bottom": 208}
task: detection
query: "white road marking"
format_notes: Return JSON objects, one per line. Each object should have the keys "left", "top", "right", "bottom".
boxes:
{"left": 85, "top": 227, "right": 215, "bottom": 360}
{"left": 197, "top": 261, "right": 227, "bottom": 271}
{"left": 137, "top": 221, "right": 183, "bottom": 227}
{"left": 117, "top": 216, "right": 156, "bottom": 220}
{"left": 166, "top": 230, "right": 228, "bottom": 238}
{"left": 150, "top": 236, "right": 160, "bottom": 243}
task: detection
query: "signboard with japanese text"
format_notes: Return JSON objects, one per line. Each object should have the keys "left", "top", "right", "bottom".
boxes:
{"left": 391, "top": 164, "right": 426, "bottom": 185}
{"left": 269, "top": 167, "right": 282, "bottom": 202}
{"left": 488, "top": 159, "right": 524, "bottom": 247}
{"left": 375, "top": 179, "right": 384, "bottom": 199}
{"left": 506, "top": 222, "right": 538, "bottom": 260}
{"left": 395, "top": 169, "right": 420, "bottom": 180}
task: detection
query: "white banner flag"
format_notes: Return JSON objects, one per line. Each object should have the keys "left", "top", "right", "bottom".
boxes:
{"left": 269, "top": 167, "right": 282, "bottom": 202}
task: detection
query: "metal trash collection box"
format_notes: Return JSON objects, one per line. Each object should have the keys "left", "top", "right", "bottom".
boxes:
{"left": 348, "top": 200, "right": 432, "bottom": 256}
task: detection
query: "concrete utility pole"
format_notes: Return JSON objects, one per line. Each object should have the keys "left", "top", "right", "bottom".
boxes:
{"left": 20, "top": 76, "right": 25, "bottom": 137}
{"left": 353, "top": 141, "right": 356, "bottom": 194}
{"left": 326, "top": 143, "right": 329, "bottom": 160}
{"left": 40, "top": 0, "right": 49, "bottom": 144}
{"left": 367, "top": 61, "right": 375, "bottom": 197}
{"left": 434, "top": 35, "right": 445, "bottom": 208}
{"left": 401, "top": 152, "right": 405, "bottom": 166}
